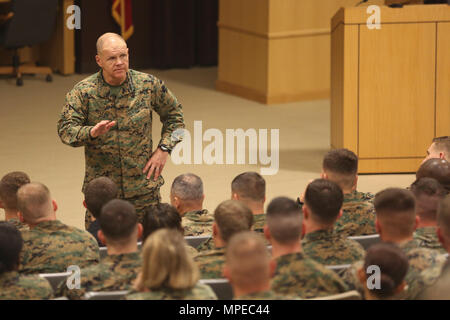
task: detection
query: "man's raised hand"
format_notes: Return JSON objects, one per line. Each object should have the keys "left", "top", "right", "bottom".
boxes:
{"left": 90, "top": 120, "right": 116, "bottom": 138}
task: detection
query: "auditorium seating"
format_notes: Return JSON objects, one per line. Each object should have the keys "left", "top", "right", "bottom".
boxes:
{"left": 185, "top": 235, "right": 210, "bottom": 248}
{"left": 308, "top": 290, "right": 362, "bottom": 300}
{"left": 84, "top": 290, "right": 129, "bottom": 300}
{"left": 39, "top": 271, "right": 71, "bottom": 291}
{"left": 348, "top": 234, "right": 381, "bottom": 250}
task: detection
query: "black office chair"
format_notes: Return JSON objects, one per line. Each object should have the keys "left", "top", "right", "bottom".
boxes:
{"left": 0, "top": 0, "right": 57, "bottom": 86}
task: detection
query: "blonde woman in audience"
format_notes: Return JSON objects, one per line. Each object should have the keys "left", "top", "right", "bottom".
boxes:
{"left": 125, "top": 229, "right": 217, "bottom": 300}
{"left": 357, "top": 242, "right": 408, "bottom": 300}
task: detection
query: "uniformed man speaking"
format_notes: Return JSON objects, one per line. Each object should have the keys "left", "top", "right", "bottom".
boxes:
{"left": 57, "top": 33, "right": 185, "bottom": 228}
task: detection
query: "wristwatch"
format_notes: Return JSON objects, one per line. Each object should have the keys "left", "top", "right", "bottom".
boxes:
{"left": 158, "top": 144, "right": 172, "bottom": 154}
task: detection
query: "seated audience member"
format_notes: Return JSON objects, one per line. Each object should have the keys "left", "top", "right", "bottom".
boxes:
{"left": 301, "top": 179, "right": 365, "bottom": 265}
{"left": 142, "top": 203, "right": 198, "bottom": 256}
{"left": 17, "top": 182, "right": 99, "bottom": 274}
{"left": 410, "top": 178, "right": 447, "bottom": 254}
{"left": 231, "top": 172, "right": 267, "bottom": 233}
{"left": 266, "top": 197, "right": 348, "bottom": 299}
{"left": 342, "top": 188, "right": 446, "bottom": 299}
{"left": 416, "top": 158, "right": 450, "bottom": 194}
{"left": 225, "top": 231, "right": 292, "bottom": 300}
{"left": 423, "top": 136, "right": 450, "bottom": 163}
{"left": 320, "top": 149, "right": 376, "bottom": 236}
{"left": 56, "top": 199, "right": 142, "bottom": 299}
{"left": 194, "top": 200, "right": 253, "bottom": 279}
{"left": 357, "top": 243, "right": 409, "bottom": 300}
{"left": 416, "top": 195, "right": 450, "bottom": 299}
{"left": 0, "top": 171, "right": 30, "bottom": 232}
{"left": 170, "top": 173, "right": 213, "bottom": 237}
{"left": 125, "top": 229, "right": 217, "bottom": 300}
{"left": 83, "top": 177, "right": 118, "bottom": 245}
{"left": 0, "top": 222, "right": 53, "bottom": 300}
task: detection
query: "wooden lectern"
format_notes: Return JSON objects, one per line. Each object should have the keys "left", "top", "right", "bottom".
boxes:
{"left": 330, "top": 4, "right": 450, "bottom": 173}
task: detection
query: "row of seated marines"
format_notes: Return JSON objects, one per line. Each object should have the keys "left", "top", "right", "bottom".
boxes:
{"left": 0, "top": 137, "right": 450, "bottom": 300}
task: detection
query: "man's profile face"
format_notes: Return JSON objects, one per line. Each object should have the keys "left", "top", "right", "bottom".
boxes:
{"left": 423, "top": 142, "right": 443, "bottom": 164}
{"left": 96, "top": 39, "right": 129, "bottom": 84}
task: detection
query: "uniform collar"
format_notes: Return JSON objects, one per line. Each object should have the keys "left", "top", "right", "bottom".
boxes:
{"left": 303, "top": 229, "right": 336, "bottom": 242}
{"left": 96, "top": 69, "right": 135, "bottom": 98}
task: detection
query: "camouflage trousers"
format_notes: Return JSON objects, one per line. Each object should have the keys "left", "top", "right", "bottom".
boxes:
{"left": 84, "top": 189, "right": 161, "bottom": 230}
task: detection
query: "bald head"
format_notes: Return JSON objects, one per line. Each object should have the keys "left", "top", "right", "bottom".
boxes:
{"left": 226, "top": 232, "right": 271, "bottom": 290}
{"left": 417, "top": 159, "right": 450, "bottom": 193}
{"left": 96, "top": 33, "right": 127, "bottom": 55}
{"left": 17, "top": 183, "right": 54, "bottom": 224}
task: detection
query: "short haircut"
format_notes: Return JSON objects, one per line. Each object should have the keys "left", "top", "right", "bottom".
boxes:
{"left": 266, "top": 197, "right": 302, "bottom": 244}
{"left": 304, "top": 179, "right": 344, "bottom": 225}
{"left": 84, "top": 177, "right": 118, "bottom": 219}
{"left": 0, "top": 171, "right": 30, "bottom": 210}
{"left": 214, "top": 200, "right": 253, "bottom": 243}
{"left": 363, "top": 242, "right": 409, "bottom": 299}
{"left": 432, "top": 136, "right": 450, "bottom": 156}
{"left": 410, "top": 178, "right": 446, "bottom": 222}
{"left": 416, "top": 158, "right": 450, "bottom": 194}
{"left": 226, "top": 231, "right": 270, "bottom": 289}
{"left": 323, "top": 149, "right": 358, "bottom": 189}
{"left": 0, "top": 222, "right": 23, "bottom": 273}
{"left": 136, "top": 229, "right": 198, "bottom": 291}
{"left": 142, "top": 203, "right": 183, "bottom": 243}
{"left": 96, "top": 32, "right": 126, "bottom": 54}
{"left": 437, "top": 195, "right": 450, "bottom": 239}
{"left": 374, "top": 188, "right": 416, "bottom": 238}
{"left": 17, "top": 182, "right": 52, "bottom": 224}
{"left": 171, "top": 173, "right": 203, "bottom": 201}
{"left": 231, "top": 172, "right": 266, "bottom": 202}
{"left": 99, "top": 199, "right": 138, "bottom": 243}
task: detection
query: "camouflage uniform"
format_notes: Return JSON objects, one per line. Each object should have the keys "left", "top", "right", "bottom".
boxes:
{"left": 302, "top": 229, "right": 365, "bottom": 265}
{"left": 57, "top": 69, "right": 185, "bottom": 226}
{"left": 19, "top": 220, "right": 100, "bottom": 274}
{"left": 252, "top": 214, "right": 266, "bottom": 233}
{"left": 124, "top": 283, "right": 217, "bottom": 300}
{"left": 235, "top": 290, "right": 296, "bottom": 300}
{"left": 0, "top": 271, "right": 53, "bottom": 300}
{"left": 56, "top": 252, "right": 141, "bottom": 300}
{"left": 341, "top": 240, "right": 447, "bottom": 299}
{"left": 182, "top": 209, "right": 214, "bottom": 236}
{"left": 334, "top": 191, "right": 376, "bottom": 237}
{"left": 196, "top": 236, "right": 215, "bottom": 252}
{"left": 271, "top": 252, "right": 348, "bottom": 299}
{"left": 194, "top": 247, "right": 226, "bottom": 279}
{"left": 416, "top": 259, "right": 450, "bottom": 299}
{"left": 6, "top": 218, "right": 29, "bottom": 232}
{"left": 413, "top": 226, "right": 446, "bottom": 254}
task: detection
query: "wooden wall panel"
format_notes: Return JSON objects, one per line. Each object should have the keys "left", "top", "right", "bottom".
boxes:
{"left": 436, "top": 22, "right": 450, "bottom": 137}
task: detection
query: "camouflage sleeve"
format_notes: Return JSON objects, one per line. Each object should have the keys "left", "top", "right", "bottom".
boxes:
{"left": 57, "top": 88, "right": 98, "bottom": 147}
{"left": 151, "top": 79, "right": 185, "bottom": 150}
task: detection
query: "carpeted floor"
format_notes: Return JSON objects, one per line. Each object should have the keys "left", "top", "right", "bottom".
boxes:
{"left": 0, "top": 67, "right": 416, "bottom": 229}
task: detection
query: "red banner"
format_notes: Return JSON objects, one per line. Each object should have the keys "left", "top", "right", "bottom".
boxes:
{"left": 112, "top": 0, "right": 134, "bottom": 41}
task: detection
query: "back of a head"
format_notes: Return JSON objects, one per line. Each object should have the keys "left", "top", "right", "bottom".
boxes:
{"left": 0, "top": 171, "right": 30, "bottom": 211}
{"left": 266, "top": 197, "right": 302, "bottom": 244}
{"left": 304, "top": 179, "right": 344, "bottom": 226}
{"left": 84, "top": 177, "right": 118, "bottom": 219}
{"left": 231, "top": 172, "right": 266, "bottom": 202}
{"left": 99, "top": 199, "right": 138, "bottom": 245}
{"left": 363, "top": 242, "right": 409, "bottom": 299}
{"left": 374, "top": 188, "right": 416, "bottom": 238}
{"left": 226, "top": 231, "right": 270, "bottom": 289}
{"left": 432, "top": 136, "right": 450, "bottom": 158}
{"left": 214, "top": 200, "right": 254, "bottom": 244}
{"left": 322, "top": 149, "right": 358, "bottom": 190}
{"left": 139, "top": 228, "right": 198, "bottom": 291}
{"left": 416, "top": 158, "right": 450, "bottom": 194}
{"left": 437, "top": 195, "right": 450, "bottom": 241}
{"left": 142, "top": 203, "right": 182, "bottom": 243}
{"left": 171, "top": 173, "right": 203, "bottom": 202}
{"left": 0, "top": 222, "right": 23, "bottom": 274}
{"left": 16, "top": 182, "right": 52, "bottom": 224}
{"left": 410, "top": 177, "right": 446, "bottom": 222}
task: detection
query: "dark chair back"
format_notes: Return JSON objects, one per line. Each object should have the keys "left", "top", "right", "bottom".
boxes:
{"left": 3, "top": 0, "right": 58, "bottom": 48}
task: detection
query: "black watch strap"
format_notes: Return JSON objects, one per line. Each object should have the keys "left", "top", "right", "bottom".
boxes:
{"left": 158, "top": 144, "right": 172, "bottom": 154}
